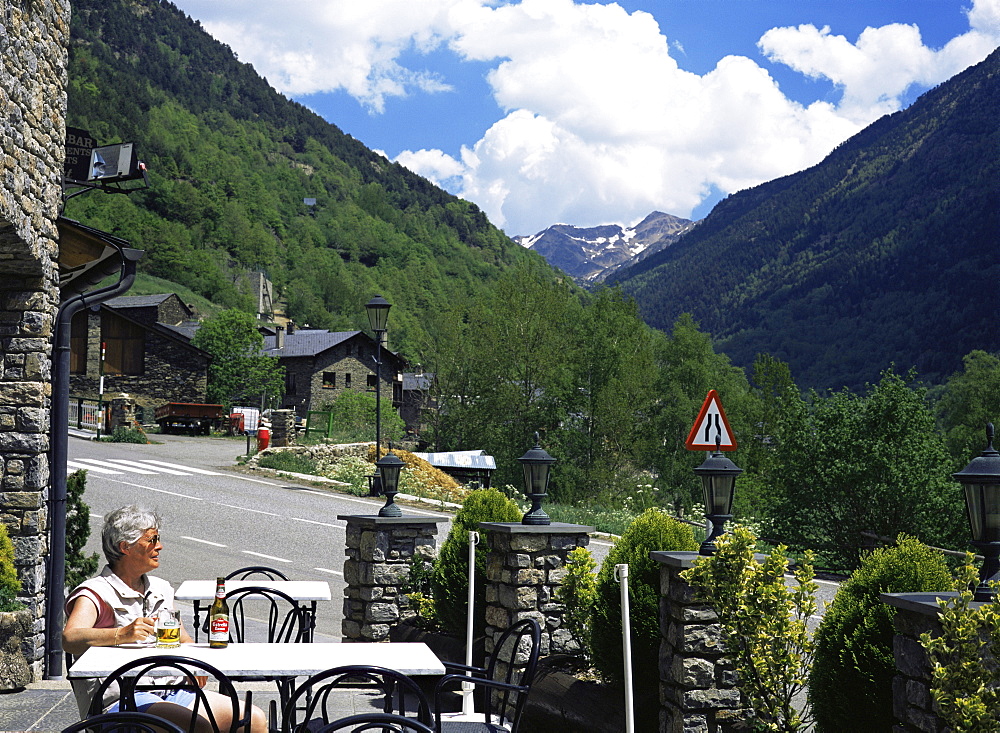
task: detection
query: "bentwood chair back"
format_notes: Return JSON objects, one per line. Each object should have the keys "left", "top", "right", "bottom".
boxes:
{"left": 63, "top": 710, "right": 187, "bottom": 733}
{"left": 315, "top": 713, "right": 435, "bottom": 733}
{"left": 225, "top": 565, "right": 290, "bottom": 581}
{"left": 281, "top": 665, "right": 432, "bottom": 732}
{"left": 86, "top": 655, "right": 249, "bottom": 733}
{"left": 433, "top": 618, "right": 542, "bottom": 733}
{"left": 225, "top": 585, "right": 309, "bottom": 644}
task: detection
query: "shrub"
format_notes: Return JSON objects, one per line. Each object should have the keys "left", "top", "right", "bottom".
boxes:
{"left": 319, "top": 454, "right": 373, "bottom": 495}
{"left": 591, "top": 509, "right": 697, "bottom": 730}
{"left": 105, "top": 425, "right": 148, "bottom": 443}
{"left": 554, "top": 546, "right": 598, "bottom": 660}
{"left": 810, "top": 534, "right": 952, "bottom": 732}
{"left": 432, "top": 488, "right": 521, "bottom": 637}
{"left": 321, "top": 390, "right": 406, "bottom": 443}
{"left": 0, "top": 521, "right": 21, "bottom": 612}
{"left": 257, "top": 450, "right": 320, "bottom": 475}
{"left": 684, "top": 525, "right": 817, "bottom": 733}
{"left": 65, "top": 470, "right": 100, "bottom": 590}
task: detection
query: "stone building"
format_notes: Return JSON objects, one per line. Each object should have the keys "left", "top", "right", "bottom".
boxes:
{"left": 0, "top": 0, "right": 71, "bottom": 678}
{"left": 263, "top": 326, "right": 405, "bottom": 418}
{"left": 67, "top": 295, "right": 211, "bottom": 419}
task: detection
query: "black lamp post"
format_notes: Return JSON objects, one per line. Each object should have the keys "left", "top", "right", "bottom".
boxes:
{"left": 376, "top": 450, "right": 405, "bottom": 518}
{"left": 694, "top": 439, "right": 743, "bottom": 555}
{"left": 365, "top": 295, "right": 391, "bottom": 471}
{"left": 518, "top": 433, "right": 555, "bottom": 525}
{"left": 953, "top": 423, "right": 1000, "bottom": 602}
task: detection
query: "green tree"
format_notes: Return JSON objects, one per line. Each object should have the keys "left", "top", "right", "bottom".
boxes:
{"left": 65, "top": 470, "right": 100, "bottom": 590}
{"left": 765, "top": 368, "right": 965, "bottom": 571}
{"left": 320, "top": 390, "right": 405, "bottom": 444}
{"left": 191, "top": 309, "right": 284, "bottom": 408}
{"left": 936, "top": 350, "right": 1000, "bottom": 466}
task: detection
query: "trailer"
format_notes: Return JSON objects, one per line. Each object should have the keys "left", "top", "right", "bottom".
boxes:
{"left": 154, "top": 402, "right": 226, "bottom": 435}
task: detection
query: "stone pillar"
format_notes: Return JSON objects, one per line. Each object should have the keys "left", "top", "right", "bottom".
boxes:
{"left": 108, "top": 395, "right": 135, "bottom": 433}
{"left": 0, "top": 0, "right": 71, "bottom": 680}
{"left": 339, "top": 515, "right": 446, "bottom": 642}
{"left": 882, "top": 592, "right": 952, "bottom": 733}
{"left": 652, "top": 552, "right": 751, "bottom": 733}
{"left": 270, "top": 409, "right": 295, "bottom": 447}
{"left": 478, "top": 522, "right": 594, "bottom": 659}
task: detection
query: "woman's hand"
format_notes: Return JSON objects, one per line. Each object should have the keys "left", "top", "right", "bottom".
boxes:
{"left": 117, "top": 616, "right": 156, "bottom": 645}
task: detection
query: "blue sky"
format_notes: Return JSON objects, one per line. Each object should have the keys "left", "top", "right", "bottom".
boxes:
{"left": 171, "top": 0, "right": 999, "bottom": 235}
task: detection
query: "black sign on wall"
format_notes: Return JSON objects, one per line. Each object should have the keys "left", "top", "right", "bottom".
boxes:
{"left": 65, "top": 127, "right": 95, "bottom": 181}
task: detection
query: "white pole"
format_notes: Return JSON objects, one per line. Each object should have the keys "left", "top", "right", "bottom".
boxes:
{"left": 463, "top": 530, "right": 480, "bottom": 715}
{"left": 616, "top": 563, "right": 635, "bottom": 733}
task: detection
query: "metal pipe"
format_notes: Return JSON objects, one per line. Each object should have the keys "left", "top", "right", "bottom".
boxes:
{"left": 45, "top": 246, "right": 143, "bottom": 679}
{"left": 463, "top": 530, "right": 480, "bottom": 715}
{"left": 616, "top": 563, "right": 635, "bottom": 733}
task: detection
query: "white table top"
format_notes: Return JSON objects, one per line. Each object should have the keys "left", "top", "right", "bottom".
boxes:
{"left": 174, "top": 580, "right": 332, "bottom": 601}
{"left": 68, "top": 642, "right": 445, "bottom": 679}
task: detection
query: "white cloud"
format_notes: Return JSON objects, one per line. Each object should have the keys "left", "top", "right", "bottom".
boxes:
{"left": 174, "top": 0, "right": 1000, "bottom": 234}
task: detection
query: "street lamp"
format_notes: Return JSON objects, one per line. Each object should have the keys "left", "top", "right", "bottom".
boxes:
{"left": 518, "top": 433, "right": 556, "bottom": 525}
{"left": 694, "top": 438, "right": 743, "bottom": 556}
{"left": 365, "top": 295, "right": 391, "bottom": 472}
{"left": 376, "top": 450, "right": 406, "bottom": 518}
{"left": 953, "top": 423, "right": 1000, "bottom": 601}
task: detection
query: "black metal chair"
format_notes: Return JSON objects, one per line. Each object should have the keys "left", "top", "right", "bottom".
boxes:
{"left": 225, "top": 566, "right": 290, "bottom": 581}
{"left": 280, "top": 665, "right": 433, "bottom": 733}
{"left": 315, "top": 713, "right": 435, "bottom": 733}
{"left": 63, "top": 710, "right": 188, "bottom": 733}
{"left": 433, "top": 618, "right": 542, "bottom": 733}
{"left": 225, "top": 585, "right": 310, "bottom": 708}
{"left": 86, "top": 655, "right": 250, "bottom": 733}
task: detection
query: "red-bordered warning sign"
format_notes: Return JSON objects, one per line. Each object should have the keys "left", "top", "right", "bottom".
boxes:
{"left": 685, "top": 389, "right": 737, "bottom": 451}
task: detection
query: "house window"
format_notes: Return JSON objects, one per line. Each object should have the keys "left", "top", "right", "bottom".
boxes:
{"left": 345, "top": 373, "right": 351, "bottom": 388}
{"left": 285, "top": 372, "right": 297, "bottom": 395}
{"left": 323, "top": 372, "right": 336, "bottom": 389}
{"left": 70, "top": 311, "right": 88, "bottom": 375}
{"left": 367, "top": 374, "right": 378, "bottom": 390}
{"left": 393, "top": 381, "right": 402, "bottom": 403}
{"left": 101, "top": 312, "right": 144, "bottom": 375}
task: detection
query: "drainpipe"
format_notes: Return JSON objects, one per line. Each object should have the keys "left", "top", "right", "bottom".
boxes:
{"left": 45, "top": 246, "right": 143, "bottom": 680}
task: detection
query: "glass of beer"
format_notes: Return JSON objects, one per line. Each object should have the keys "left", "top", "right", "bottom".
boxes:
{"left": 155, "top": 608, "right": 182, "bottom": 648}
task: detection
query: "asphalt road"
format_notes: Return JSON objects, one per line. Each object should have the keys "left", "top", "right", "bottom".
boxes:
{"left": 67, "top": 433, "right": 458, "bottom": 642}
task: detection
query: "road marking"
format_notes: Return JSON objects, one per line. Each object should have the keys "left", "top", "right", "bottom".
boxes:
{"left": 71, "top": 458, "right": 158, "bottom": 474}
{"left": 67, "top": 460, "right": 123, "bottom": 474}
{"left": 218, "top": 503, "right": 278, "bottom": 517}
{"left": 242, "top": 551, "right": 291, "bottom": 563}
{"left": 145, "top": 486, "right": 204, "bottom": 499}
{"left": 107, "top": 459, "right": 193, "bottom": 475}
{"left": 182, "top": 536, "right": 227, "bottom": 547}
{"left": 230, "top": 475, "right": 285, "bottom": 485}
{"left": 292, "top": 517, "right": 340, "bottom": 528}
{"left": 313, "top": 567, "right": 344, "bottom": 576}
{"left": 137, "top": 460, "right": 227, "bottom": 476}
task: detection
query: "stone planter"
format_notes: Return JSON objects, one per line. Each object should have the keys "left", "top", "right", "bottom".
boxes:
{"left": 0, "top": 609, "right": 33, "bottom": 691}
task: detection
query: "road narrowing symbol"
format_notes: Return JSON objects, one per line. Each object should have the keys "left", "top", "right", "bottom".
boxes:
{"left": 685, "top": 389, "right": 737, "bottom": 451}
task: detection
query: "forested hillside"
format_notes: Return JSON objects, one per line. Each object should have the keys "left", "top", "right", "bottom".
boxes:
{"left": 611, "top": 48, "right": 1000, "bottom": 391}
{"left": 64, "top": 0, "right": 537, "bottom": 358}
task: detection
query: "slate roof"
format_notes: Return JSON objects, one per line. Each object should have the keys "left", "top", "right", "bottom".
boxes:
{"left": 261, "top": 329, "right": 359, "bottom": 357}
{"left": 104, "top": 293, "right": 175, "bottom": 308}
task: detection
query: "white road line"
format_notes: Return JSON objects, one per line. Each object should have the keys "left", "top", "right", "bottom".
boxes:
{"left": 218, "top": 503, "right": 278, "bottom": 517}
{"left": 242, "top": 551, "right": 291, "bottom": 563}
{"left": 313, "top": 567, "right": 344, "bottom": 576}
{"left": 292, "top": 517, "right": 340, "bottom": 528}
{"left": 106, "top": 459, "right": 193, "bottom": 475}
{"left": 145, "top": 486, "right": 204, "bottom": 499}
{"left": 71, "top": 458, "right": 158, "bottom": 475}
{"left": 182, "top": 536, "right": 227, "bottom": 548}
{"left": 137, "top": 460, "right": 227, "bottom": 476}
{"left": 67, "top": 460, "right": 123, "bottom": 475}
{"left": 230, "top": 475, "right": 285, "bottom": 485}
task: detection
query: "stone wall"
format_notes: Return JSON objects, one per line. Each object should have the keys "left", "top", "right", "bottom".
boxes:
{"left": 0, "top": 0, "right": 71, "bottom": 679}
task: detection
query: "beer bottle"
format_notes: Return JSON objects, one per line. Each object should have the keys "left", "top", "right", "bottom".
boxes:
{"left": 208, "top": 577, "right": 230, "bottom": 648}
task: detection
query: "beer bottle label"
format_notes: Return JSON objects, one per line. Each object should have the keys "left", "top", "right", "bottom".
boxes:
{"left": 209, "top": 615, "right": 229, "bottom": 639}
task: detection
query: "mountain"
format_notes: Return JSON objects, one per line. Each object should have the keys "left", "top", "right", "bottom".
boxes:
{"left": 610, "top": 48, "right": 1000, "bottom": 391}
{"left": 64, "top": 0, "right": 540, "bottom": 360}
{"left": 514, "top": 211, "right": 694, "bottom": 282}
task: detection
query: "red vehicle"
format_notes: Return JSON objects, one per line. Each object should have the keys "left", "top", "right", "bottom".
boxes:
{"left": 154, "top": 402, "right": 225, "bottom": 435}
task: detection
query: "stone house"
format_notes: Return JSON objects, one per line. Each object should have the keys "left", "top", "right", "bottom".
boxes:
{"left": 68, "top": 294, "right": 211, "bottom": 419}
{"left": 400, "top": 371, "right": 436, "bottom": 438}
{"left": 264, "top": 325, "right": 405, "bottom": 418}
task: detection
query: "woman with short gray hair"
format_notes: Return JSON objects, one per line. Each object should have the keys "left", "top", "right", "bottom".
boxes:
{"left": 63, "top": 504, "right": 265, "bottom": 732}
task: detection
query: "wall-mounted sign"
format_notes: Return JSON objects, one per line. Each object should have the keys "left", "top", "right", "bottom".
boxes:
{"left": 65, "top": 127, "right": 96, "bottom": 181}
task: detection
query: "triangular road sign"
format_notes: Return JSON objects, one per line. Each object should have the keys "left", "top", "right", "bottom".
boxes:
{"left": 685, "top": 389, "right": 737, "bottom": 451}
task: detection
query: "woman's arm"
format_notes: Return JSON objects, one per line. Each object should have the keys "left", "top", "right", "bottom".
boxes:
{"left": 62, "top": 597, "right": 156, "bottom": 656}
